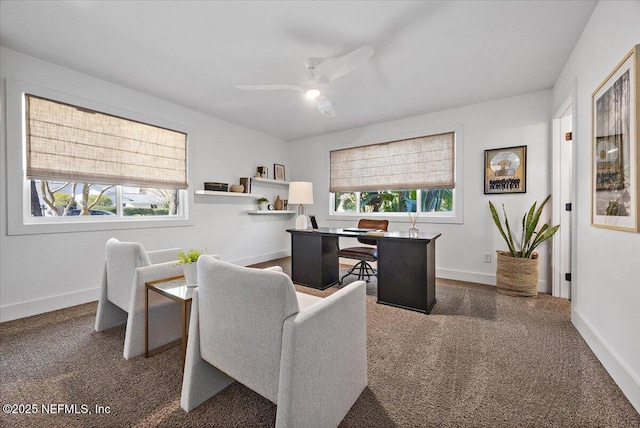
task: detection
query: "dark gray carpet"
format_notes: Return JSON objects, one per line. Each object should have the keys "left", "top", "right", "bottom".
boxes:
{"left": 1, "top": 258, "right": 638, "bottom": 427}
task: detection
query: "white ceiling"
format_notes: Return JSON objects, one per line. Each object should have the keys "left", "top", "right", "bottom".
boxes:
{"left": 0, "top": 1, "right": 597, "bottom": 141}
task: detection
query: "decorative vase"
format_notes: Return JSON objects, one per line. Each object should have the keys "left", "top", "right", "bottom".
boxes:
{"left": 408, "top": 226, "right": 419, "bottom": 238}
{"left": 495, "top": 251, "right": 538, "bottom": 297}
{"left": 183, "top": 262, "right": 198, "bottom": 287}
{"left": 274, "top": 195, "right": 284, "bottom": 210}
{"left": 229, "top": 184, "right": 244, "bottom": 193}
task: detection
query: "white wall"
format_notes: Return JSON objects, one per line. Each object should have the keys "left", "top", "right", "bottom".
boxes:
{"left": 552, "top": 1, "right": 640, "bottom": 412}
{"left": 0, "top": 47, "right": 294, "bottom": 321}
{"left": 288, "top": 90, "right": 554, "bottom": 289}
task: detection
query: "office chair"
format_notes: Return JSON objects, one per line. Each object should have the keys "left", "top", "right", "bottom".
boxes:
{"left": 337, "top": 219, "right": 389, "bottom": 284}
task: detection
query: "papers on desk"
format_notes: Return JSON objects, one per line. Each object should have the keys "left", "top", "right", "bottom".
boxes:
{"left": 343, "top": 227, "right": 378, "bottom": 232}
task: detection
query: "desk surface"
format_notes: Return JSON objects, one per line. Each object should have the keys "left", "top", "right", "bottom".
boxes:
{"left": 287, "top": 227, "right": 441, "bottom": 242}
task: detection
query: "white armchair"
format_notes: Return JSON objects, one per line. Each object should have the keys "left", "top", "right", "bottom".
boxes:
{"left": 180, "top": 255, "right": 367, "bottom": 428}
{"left": 94, "top": 238, "right": 185, "bottom": 359}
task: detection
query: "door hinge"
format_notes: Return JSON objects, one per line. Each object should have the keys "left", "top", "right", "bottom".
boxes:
{"left": 565, "top": 132, "right": 572, "bottom": 141}
{"left": 565, "top": 273, "right": 572, "bottom": 282}
{"left": 565, "top": 203, "right": 572, "bottom": 211}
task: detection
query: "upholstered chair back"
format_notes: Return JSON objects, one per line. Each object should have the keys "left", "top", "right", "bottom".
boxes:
{"left": 196, "top": 255, "right": 300, "bottom": 402}
{"left": 357, "top": 218, "right": 389, "bottom": 245}
{"left": 105, "top": 238, "right": 152, "bottom": 311}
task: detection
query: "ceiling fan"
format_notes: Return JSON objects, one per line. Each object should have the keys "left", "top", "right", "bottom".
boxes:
{"left": 237, "top": 45, "right": 374, "bottom": 118}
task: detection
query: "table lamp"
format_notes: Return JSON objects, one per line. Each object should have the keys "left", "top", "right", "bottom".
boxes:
{"left": 288, "top": 181, "right": 313, "bottom": 229}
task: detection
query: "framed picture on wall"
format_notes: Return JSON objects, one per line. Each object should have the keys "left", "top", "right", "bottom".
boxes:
{"left": 274, "top": 163, "right": 286, "bottom": 181}
{"left": 257, "top": 166, "right": 268, "bottom": 179}
{"left": 591, "top": 44, "right": 639, "bottom": 232}
{"left": 484, "top": 145, "right": 527, "bottom": 194}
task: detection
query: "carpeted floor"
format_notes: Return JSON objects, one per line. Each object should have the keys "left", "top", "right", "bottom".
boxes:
{"left": 1, "top": 258, "right": 638, "bottom": 427}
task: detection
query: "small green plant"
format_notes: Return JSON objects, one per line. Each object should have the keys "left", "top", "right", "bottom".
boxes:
{"left": 257, "top": 197, "right": 269, "bottom": 203}
{"left": 489, "top": 195, "right": 559, "bottom": 259}
{"left": 176, "top": 249, "right": 205, "bottom": 264}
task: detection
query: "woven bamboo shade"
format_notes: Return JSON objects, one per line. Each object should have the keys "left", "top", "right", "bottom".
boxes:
{"left": 330, "top": 132, "right": 455, "bottom": 192}
{"left": 25, "top": 95, "right": 187, "bottom": 189}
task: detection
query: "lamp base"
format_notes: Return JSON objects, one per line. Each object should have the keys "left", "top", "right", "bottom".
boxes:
{"left": 295, "top": 214, "right": 308, "bottom": 230}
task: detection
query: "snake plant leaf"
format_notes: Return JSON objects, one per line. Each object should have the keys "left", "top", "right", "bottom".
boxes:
{"left": 501, "top": 204, "right": 517, "bottom": 256}
{"left": 524, "top": 224, "right": 560, "bottom": 258}
{"left": 524, "top": 201, "right": 538, "bottom": 251}
{"left": 489, "top": 201, "right": 516, "bottom": 256}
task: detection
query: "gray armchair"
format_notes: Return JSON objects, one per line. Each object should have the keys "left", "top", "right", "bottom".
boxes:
{"left": 180, "top": 255, "right": 367, "bottom": 427}
{"left": 94, "top": 238, "right": 184, "bottom": 359}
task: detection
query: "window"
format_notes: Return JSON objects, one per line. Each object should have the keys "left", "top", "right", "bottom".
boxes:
{"left": 330, "top": 129, "right": 463, "bottom": 223}
{"left": 23, "top": 95, "right": 187, "bottom": 222}
{"left": 6, "top": 79, "right": 192, "bottom": 235}
{"left": 334, "top": 189, "right": 453, "bottom": 213}
{"left": 29, "top": 180, "right": 181, "bottom": 218}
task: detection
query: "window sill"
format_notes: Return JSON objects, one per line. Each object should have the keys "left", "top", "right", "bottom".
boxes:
{"left": 328, "top": 212, "right": 462, "bottom": 225}
{"left": 9, "top": 217, "right": 193, "bottom": 236}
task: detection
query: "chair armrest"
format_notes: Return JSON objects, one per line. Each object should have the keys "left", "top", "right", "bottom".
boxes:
{"left": 277, "top": 280, "right": 367, "bottom": 427}
{"left": 263, "top": 266, "right": 283, "bottom": 273}
{"left": 147, "top": 248, "right": 182, "bottom": 264}
{"left": 131, "top": 261, "right": 185, "bottom": 313}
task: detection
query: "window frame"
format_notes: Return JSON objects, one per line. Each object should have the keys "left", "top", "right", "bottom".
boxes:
{"left": 6, "top": 79, "right": 194, "bottom": 236}
{"left": 328, "top": 125, "right": 464, "bottom": 224}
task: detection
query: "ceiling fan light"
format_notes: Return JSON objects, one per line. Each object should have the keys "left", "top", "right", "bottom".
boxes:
{"left": 305, "top": 89, "right": 321, "bottom": 99}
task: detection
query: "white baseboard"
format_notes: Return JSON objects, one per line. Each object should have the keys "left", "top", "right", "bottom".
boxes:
{"left": 572, "top": 308, "right": 640, "bottom": 413}
{"left": 231, "top": 250, "right": 291, "bottom": 267}
{"left": 437, "top": 268, "right": 495, "bottom": 286}
{"left": 437, "top": 268, "right": 549, "bottom": 293}
{"left": 1, "top": 287, "right": 100, "bottom": 323}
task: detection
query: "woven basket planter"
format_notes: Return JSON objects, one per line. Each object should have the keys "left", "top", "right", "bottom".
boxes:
{"left": 496, "top": 251, "right": 539, "bottom": 297}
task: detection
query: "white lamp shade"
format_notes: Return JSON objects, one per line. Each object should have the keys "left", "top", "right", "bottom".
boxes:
{"left": 288, "top": 182, "right": 314, "bottom": 204}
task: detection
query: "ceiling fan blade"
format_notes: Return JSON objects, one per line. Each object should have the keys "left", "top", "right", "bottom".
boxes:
{"left": 314, "top": 95, "right": 335, "bottom": 118}
{"left": 312, "top": 45, "right": 374, "bottom": 84}
{"left": 236, "top": 84, "right": 304, "bottom": 92}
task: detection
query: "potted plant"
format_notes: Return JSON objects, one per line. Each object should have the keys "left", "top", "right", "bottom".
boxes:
{"left": 488, "top": 195, "right": 559, "bottom": 297}
{"left": 177, "top": 249, "right": 204, "bottom": 287}
{"left": 257, "top": 197, "right": 269, "bottom": 211}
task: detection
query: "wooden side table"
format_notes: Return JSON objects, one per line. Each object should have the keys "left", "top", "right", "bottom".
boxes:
{"left": 145, "top": 276, "right": 194, "bottom": 369}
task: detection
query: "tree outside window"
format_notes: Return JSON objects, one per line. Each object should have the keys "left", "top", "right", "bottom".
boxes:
{"left": 333, "top": 189, "right": 451, "bottom": 214}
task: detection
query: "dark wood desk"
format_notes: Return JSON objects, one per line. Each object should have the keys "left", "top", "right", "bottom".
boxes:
{"left": 287, "top": 228, "right": 441, "bottom": 314}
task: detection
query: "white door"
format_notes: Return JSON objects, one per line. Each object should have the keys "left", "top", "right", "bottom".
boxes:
{"left": 552, "top": 100, "right": 573, "bottom": 299}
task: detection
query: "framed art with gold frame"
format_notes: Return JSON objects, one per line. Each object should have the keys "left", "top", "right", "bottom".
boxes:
{"left": 591, "top": 44, "right": 639, "bottom": 232}
{"left": 484, "top": 145, "right": 527, "bottom": 194}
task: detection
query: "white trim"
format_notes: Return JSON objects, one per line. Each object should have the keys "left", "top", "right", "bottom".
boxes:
{"left": 5, "top": 79, "right": 194, "bottom": 236}
{"left": 572, "top": 308, "right": 640, "bottom": 413}
{"left": 436, "top": 268, "right": 548, "bottom": 291}
{"left": 551, "top": 92, "right": 573, "bottom": 299}
{"left": 436, "top": 268, "right": 496, "bottom": 286}
{"left": 552, "top": 78, "right": 580, "bottom": 306}
{"left": 0, "top": 287, "right": 100, "bottom": 323}
{"left": 230, "top": 250, "right": 292, "bottom": 267}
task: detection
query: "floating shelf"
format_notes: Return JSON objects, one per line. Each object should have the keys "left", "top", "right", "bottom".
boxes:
{"left": 247, "top": 210, "right": 296, "bottom": 215}
{"left": 195, "top": 190, "right": 263, "bottom": 199}
{"left": 251, "top": 177, "right": 290, "bottom": 186}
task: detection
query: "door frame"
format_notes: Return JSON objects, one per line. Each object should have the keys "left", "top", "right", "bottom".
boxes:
{"left": 552, "top": 86, "right": 577, "bottom": 300}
